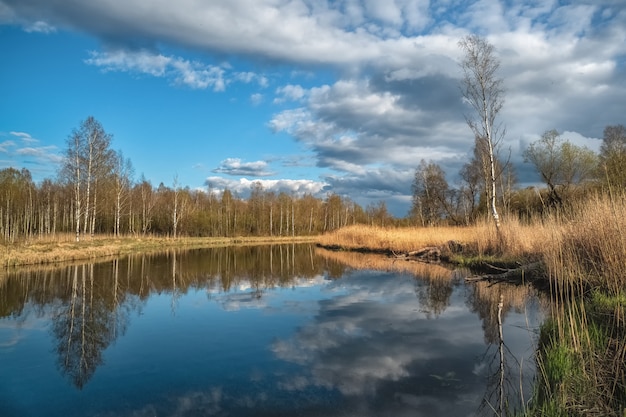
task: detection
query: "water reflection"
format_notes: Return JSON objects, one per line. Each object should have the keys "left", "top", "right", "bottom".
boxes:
{"left": 0, "top": 244, "right": 543, "bottom": 417}
{"left": 51, "top": 263, "right": 131, "bottom": 388}
{"left": 468, "top": 282, "right": 541, "bottom": 416}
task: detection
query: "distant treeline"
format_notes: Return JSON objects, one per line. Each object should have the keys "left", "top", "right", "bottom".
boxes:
{"left": 1, "top": 117, "right": 397, "bottom": 242}
{"left": 0, "top": 164, "right": 398, "bottom": 242}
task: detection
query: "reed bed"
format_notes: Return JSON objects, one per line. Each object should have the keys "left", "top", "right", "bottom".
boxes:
{"left": 316, "top": 216, "right": 548, "bottom": 261}
{"left": 531, "top": 192, "right": 626, "bottom": 417}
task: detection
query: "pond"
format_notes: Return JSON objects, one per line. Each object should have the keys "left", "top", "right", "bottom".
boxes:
{"left": 0, "top": 244, "right": 544, "bottom": 417}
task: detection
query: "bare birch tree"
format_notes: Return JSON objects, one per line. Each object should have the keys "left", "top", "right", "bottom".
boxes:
{"left": 79, "top": 117, "right": 114, "bottom": 237}
{"left": 113, "top": 150, "right": 134, "bottom": 237}
{"left": 61, "top": 116, "right": 114, "bottom": 241}
{"left": 137, "top": 175, "right": 155, "bottom": 236}
{"left": 64, "top": 127, "right": 83, "bottom": 242}
{"left": 459, "top": 35, "right": 505, "bottom": 231}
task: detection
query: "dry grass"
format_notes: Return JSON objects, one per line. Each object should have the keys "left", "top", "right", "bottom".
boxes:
{"left": 317, "top": 223, "right": 486, "bottom": 253}
{"left": 316, "top": 216, "right": 550, "bottom": 261}
{"left": 529, "top": 191, "right": 626, "bottom": 417}
{"left": 543, "top": 192, "right": 626, "bottom": 292}
{"left": 0, "top": 235, "right": 318, "bottom": 268}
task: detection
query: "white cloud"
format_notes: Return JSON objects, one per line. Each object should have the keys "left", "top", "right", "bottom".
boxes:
{"left": 10, "top": 131, "right": 38, "bottom": 143}
{"left": 205, "top": 176, "right": 328, "bottom": 199}
{"left": 24, "top": 19, "right": 55, "bottom": 33}
{"left": 170, "top": 59, "right": 226, "bottom": 91}
{"left": 235, "top": 71, "right": 268, "bottom": 87}
{"left": 274, "top": 84, "right": 306, "bottom": 103}
{"left": 85, "top": 49, "right": 273, "bottom": 91}
{"left": 15, "top": 146, "right": 64, "bottom": 164}
{"left": 250, "top": 93, "right": 263, "bottom": 105}
{"left": 212, "top": 158, "right": 274, "bottom": 177}
{"left": 85, "top": 49, "right": 170, "bottom": 76}
{"left": 0, "top": 140, "right": 16, "bottom": 152}
{"left": 86, "top": 50, "right": 229, "bottom": 91}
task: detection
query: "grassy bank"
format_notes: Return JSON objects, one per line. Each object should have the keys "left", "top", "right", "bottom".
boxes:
{"left": 527, "top": 192, "right": 626, "bottom": 417}
{"left": 316, "top": 214, "right": 546, "bottom": 267}
{"left": 0, "top": 234, "right": 318, "bottom": 268}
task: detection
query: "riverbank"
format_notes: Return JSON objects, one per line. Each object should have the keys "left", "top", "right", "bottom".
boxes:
{"left": 0, "top": 234, "right": 318, "bottom": 268}
{"left": 319, "top": 192, "right": 626, "bottom": 416}
{"left": 315, "top": 217, "right": 544, "bottom": 273}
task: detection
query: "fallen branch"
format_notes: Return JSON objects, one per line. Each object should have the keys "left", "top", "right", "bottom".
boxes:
{"left": 392, "top": 240, "right": 464, "bottom": 263}
{"left": 465, "top": 261, "right": 543, "bottom": 284}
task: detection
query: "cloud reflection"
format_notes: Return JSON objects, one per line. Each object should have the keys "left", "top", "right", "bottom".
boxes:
{"left": 270, "top": 271, "right": 491, "bottom": 415}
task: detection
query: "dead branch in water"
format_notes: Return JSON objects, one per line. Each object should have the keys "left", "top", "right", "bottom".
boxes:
{"left": 392, "top": 240, "right": 464, "bottom": 262}
{"left": 465, "top": 262, "right": 543, "bottom": 284}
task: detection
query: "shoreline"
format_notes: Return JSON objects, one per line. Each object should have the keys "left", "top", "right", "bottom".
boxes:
{"left": 0, "top": 235, "right": 318, "bottom": 268}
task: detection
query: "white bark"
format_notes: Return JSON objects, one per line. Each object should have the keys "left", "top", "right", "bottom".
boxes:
{"left": 459, "top": 35, "right": 504, "bottom": 231}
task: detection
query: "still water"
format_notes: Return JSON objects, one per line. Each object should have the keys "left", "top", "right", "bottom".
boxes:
{"left": 0, "top": 244, "right": 543, "bottom": 417}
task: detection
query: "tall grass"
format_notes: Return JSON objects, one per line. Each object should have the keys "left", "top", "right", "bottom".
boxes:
{"left": 530, "top": 191, "right": 626, "bottom": 417}
{"left": 317, "top": 215, "right": 549, "bottom": 262}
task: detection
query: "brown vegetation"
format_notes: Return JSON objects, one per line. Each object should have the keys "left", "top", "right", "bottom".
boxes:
{"left": 0, "top": 234, "right": 317, "bottom": 267}
{"left": 316, "top": 216, "right": 545, "bottom": 262}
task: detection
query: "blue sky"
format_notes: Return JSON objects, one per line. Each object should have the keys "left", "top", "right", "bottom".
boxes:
{"left": 1, "top": 1, "right": 625, "bottom": 216}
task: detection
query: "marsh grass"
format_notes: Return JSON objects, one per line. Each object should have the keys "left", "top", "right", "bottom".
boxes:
{"left": 317, "top": 215, "right": 547, "bottom": 264}
{"left": 528, "top": 191, "right": 626, "bottom": 417}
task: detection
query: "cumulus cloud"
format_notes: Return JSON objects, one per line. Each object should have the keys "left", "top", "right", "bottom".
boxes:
{"left": 274, "top": 84, "right": 306, "bottom": 103}
{"left": 205, "top": 176, "right": 328, "bottom": 199}
{"left": 212, "top": 158, "right": 274, "bottom": 177}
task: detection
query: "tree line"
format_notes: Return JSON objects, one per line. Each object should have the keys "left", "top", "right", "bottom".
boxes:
{"left": 410, "top": 125, "right": 625, "bottom": 226}
{"left": 0, "top": 116, "right": 396, "bottom": 242}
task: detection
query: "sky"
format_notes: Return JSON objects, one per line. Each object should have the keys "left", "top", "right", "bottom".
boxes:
{"left": 0, "top": 0, "right": 624, "bottom": 216}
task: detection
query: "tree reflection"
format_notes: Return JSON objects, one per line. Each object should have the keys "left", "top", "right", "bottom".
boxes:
{"left": 467, "top": 282, "right": 538, "bottom": 416}
{"left": 0, "top": 244, "right": 333, "bottom": 322}
{"left": 3, "top": 244, "right": 470, "bottom": 390}
{"left": 415, "top": 278, "right": 454, "bottom": 318}
{"left": 51, "top": 263, "right": 131, "bottom": 389}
